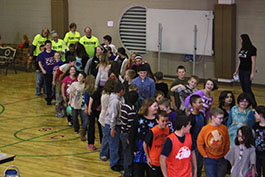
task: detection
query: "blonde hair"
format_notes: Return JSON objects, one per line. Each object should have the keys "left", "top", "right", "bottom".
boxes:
{"left": 210, "top": 107, "right": 224, "bottom": 119}
{"left": 125, "top": 69, "right": 136, "bottom": 79}
{"left": 84, "top": 75, "right": 95, "bottom": 95}
{"left": 97, "top": 53, "right": 110, "bottom": 69}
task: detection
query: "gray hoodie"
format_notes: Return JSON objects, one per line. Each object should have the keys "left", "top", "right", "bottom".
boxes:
{"left": 105, "top": 93, "right": 125, "bottom": 129}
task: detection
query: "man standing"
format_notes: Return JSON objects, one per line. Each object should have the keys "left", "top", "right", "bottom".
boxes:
{"left": 79, "top": 27, "right": 99, "bottom": 58}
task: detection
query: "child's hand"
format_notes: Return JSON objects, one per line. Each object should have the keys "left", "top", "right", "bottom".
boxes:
{"left": 180, "top": 85, "right": 186, "bottom": 90}
{"left": 63, "top": 96, "right": 66, "bottom": 102}
{"left": 147, "top": 158, "right": 152, "bottom": 168}
{"left": 52, "top": 81, "right": 56, "bottom": 87}
{"left": 88, "top": 109, "right": 92, "bottom": 116}
{"left": 84, "top": 109, "right": 88, "bottom": 115}
{"left": 110, "top": 128, "right": 116, "bottom": 138}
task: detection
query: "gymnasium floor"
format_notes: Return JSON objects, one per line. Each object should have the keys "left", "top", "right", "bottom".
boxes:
{"left": 0, "top": 71, "right": 264, "bottom": 177}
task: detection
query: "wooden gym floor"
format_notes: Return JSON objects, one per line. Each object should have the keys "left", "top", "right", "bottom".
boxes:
{"left": 0, "top": 71, "right": 264, "bottom": 177}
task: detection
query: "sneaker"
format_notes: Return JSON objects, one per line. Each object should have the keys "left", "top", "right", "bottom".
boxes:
{"left": 111, "top": 165, "right": 122, "bottom": 172}
{"left": 100, "top": 156, "right": 108, "bottom": 161}
{"left": 74, "top": 131, "right": 79, "bottom": 134}
{"left": 68, "top": 122, "right": 73, "bottom": 126}
{"left": 88, "top": 144, "right": 97, "bottom": 151}
{"left": 56, "top": 112, "right": 64, "bottom": 118}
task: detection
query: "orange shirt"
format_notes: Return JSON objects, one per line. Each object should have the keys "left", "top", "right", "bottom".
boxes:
{"left": 149, "top": 125, "right": 169, "bottom": 166}
{"left": 197, "top": 123, "right": 230, "bottom": 159}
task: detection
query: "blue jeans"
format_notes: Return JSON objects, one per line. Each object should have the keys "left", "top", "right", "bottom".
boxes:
{"left": 72, "top": 109, "right": 88, "bottom": 132}
{"left": 204, "top": 157, "right": 227, "bottom": 177}
{"left": 105, "top": 124, "right": 121, "bottom": 167}
{"left": 80, "top": 110, "right": 88, "bottom": 130}
{"left": 239, "top": 69, "right": 257, "bottom": 107}
{"left": 195, "top": 148, "right": 204, "bottom": 177}
{"left": 36, "top": 71, "right": 46, "bottom": 95}
{"left": 120, "top": 132, "right": 133, "bottom": 177}
{"left": 100, "top": 126, "right": 109, "bottom": 158}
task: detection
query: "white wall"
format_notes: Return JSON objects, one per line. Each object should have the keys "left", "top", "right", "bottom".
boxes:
{"left": 0, "top": 0, "right": 51, "bottom": 44}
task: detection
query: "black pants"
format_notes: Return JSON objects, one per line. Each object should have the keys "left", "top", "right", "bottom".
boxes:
{"left": 149, "top": 165, "right": 163, "bottom": 177}
{"left": 133, "top": 163, "right": 150, "bottom": 177}
{"left": 87, "top": 110, "right": 102, "bottom": 144}
{"left": 257, "top": 154, "right": 265, "bottom": 177}
{"left": 44, "top": 74, "right": 53, "bottom": 104}
{"left": 239, "top": 70, "right": 257, "bottom": 107}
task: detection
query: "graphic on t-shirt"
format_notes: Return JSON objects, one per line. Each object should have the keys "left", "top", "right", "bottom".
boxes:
{"left": 46, "top": 57, "right": 55, "bottom": 66}
{"left": 175, "top": 146, "right": 191, "bottom": 160}
{"left": 238, "top": 50, "right": 248, "bottom": 58}
{"left": 206, "top": 129, "right": 223, "bottom": 152}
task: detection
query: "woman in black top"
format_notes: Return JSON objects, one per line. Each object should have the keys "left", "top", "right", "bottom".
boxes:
{"left": 233, "top": 34, "right": 257, "bottom": 107}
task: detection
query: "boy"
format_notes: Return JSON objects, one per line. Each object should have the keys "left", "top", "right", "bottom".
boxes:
{"left": 103, "top": 35, "right": 117, "bottom": 54}
{"left": 123, "top": 69, "right": 136, "bottom": 96}
{"left": 38, "top": 40, "right": 56, "bottom": 105}
{"left": 132, "top": 64, "right": 155, "bottom": 99}
{"left": 154, "top": 71, "right": 169, "bottom": 98}
{"left": 36, "top": 44, "right": 45, "bottom": 96}
{"left": 128, "top": 84, "right": 144, "bottom": 112}
{"left": 197, "top": 107, "right": 230, "bottom": 177}
{"left": 171, "top": 75, "right": 199, "bottom": 113}
{"left": 253, "top": 105, "right": 265, "bottom": 177}
{"left": 143, "top": 110, "right": 170, "bottom": 177}
{"left": 160, "top": 115, "right": 197, "bottom": 177}
{"left": 170, "top": 65, "right": 188, "bottom": 113}
{"left": 188, "top": 94, "right": 206, "bottom": 177}
{"left": 104, "top": 83, "right": 125, "bottom": 171}
{"left": 158, "top": 98, "right": 177, "bottom": 133}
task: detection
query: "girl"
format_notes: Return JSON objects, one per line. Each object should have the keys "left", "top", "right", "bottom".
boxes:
{"left": 98, "top": 79, "right": 117, "bottom": 160}
{"left": 253, "top": 105, "right": 265, "bottom": 177}
{"left": 129, "top": 98, "right": 158, "bottom": 177}
{"left": 108, "top": 61, "right": 123, "bottom": 82}
{"left": 74, "top": 42, "right": 89, "bottom": 72}
{"left": 225, "top": 126, "right": 256, "bottom": 177}
{"left": 125, "top": 52, "right": 137, "bottom": 71}
{"left": 218, "top": 90, "right": 236, "bottom": 125}
{"left": 80, "top": 75, "right": 95, "bottom": 141}
{"left": 95, "top": 53, "right": 111, "bottom": 89}
{"left": 154, "top": 90, "right": 164, "bottom": 103}
{"left": 185, "top": 79, "right": 218, "bottom": 119}
{"left": 227, "top": 92, "right": 255, "bottom": 147}
{"left": 233, "top": 34, "right": 257, "bottom": 108}
{"left": 61, "top": 66, "right": 77, "bottom": 126}
{"left": 68, "top": 72, "right": 86, "bottom": 133}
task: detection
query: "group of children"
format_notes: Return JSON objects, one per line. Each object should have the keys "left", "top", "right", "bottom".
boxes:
{"left": 32, "top": 27, "right": 265, "bottom": 177}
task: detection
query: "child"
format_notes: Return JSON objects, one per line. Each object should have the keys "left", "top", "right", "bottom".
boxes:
{"left": 61, "top": 66, "right": 77, "bottom": 126}
{"left": 218, "top": 90, "right": 235, "bottom": 125}
{"left": 65, "top": 43, "right": 75, "bottom": 63}
{"left": 123, "top": 69, "right": 136, "bottom": 95}
{"left": 132, "top": 64, "right": 155, "bottom": 99}
{"left": 38, "top": 40, "right": 56, "bottom": 105}
{"left": 114, "top": 47, "right": 128, "bottom": 77}
{"left": 95, "top": 52, "right": 110, "bottom": 88}
{"left": 103, "top": 35, "right": 117, "bottom": 54}
{"left": 160, "top": 114, "right": 197, "bottom": 177}
{"left": 185, "top": 79, "right": 218, "bottom": 119}
{"left": 188, "top": 94, "right": 206, "bottom": 177}
{"left": 158, "top": 98, "right": 177, "bottom": 133}
{"left": 128, "top": 84, "right": 144, "bottom": 112}
{"left": 80, "top": 75, "right": 95, "bottom": 141}
{"left": 154, "top": 71, "right": 169, "bottom": 98}
{"left": 68, "top": 72, "right": 86, "bottom": 133}
{"left": 104, "top": 83, "right": 125, "bottom": 171}
{"left": 98, "top": 79, "right": 117, "bottom": 160}
{"left": 197, "top": 107, "right": 230, "bottom": 177}
{"left": 52, "top": 52, "right": 64, "bottom": 116}
{"left": 227, "top": 92, "right": 255, "bottom": 147}
{"left": 36, "top": 44, "right": 46, "bottom": 96}
{"left": 225, "top": 126, "right": 256, "bottom": 177}
{"left": 171, "top": 75, "right": 199, "bottom": 113}
{"left": 170, "top": 65, "right": 188, "bottom": 112}
{"left": 253, "top": 105, "right": 265, "bottom": 177}
{"left": 154, "top": 91, "right": 165, "bottom": 103}
{"left": 120, "top": 90, "right": 138, "bottom": 177}
{"left": 131, "top": 55, "right": 143, "bottom": 75}
{"left": 143, "top": 110, "right": 170, "bottom": 177}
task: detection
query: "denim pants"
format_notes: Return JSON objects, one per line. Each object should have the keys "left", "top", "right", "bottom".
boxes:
{"left": 204, "top": 157, "right": 227, "bottom": 177}
{"left": 36, "top": 71, "right": 46, "bottom": 95}
{"left": 239, "top": 69, "right": 257, "bottom": 107}
{"left": 195, "top": 148, "right": 204, "bottom": 177}
{"left": 100, "top": 125, "right": 109, "bottom": 158}
{"left": 55, "top": 81, "right": 63, "bottom": 113}
{"left": 72, "top": 108, "right": 81, "bottom": 132}
{"left": 80, "top": 110, "right": 88, "bottom": 130}
{"left": 120, "top": 132, "right": 133, "bottom": 177}
{"left": 105, "top": 124, "right": 121, "bottom": 167}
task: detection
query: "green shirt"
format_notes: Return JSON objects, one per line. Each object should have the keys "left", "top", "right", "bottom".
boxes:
{"left": 79, "top": 35, "right": 99, "bottom": 57}
{"left": 52, "top": 39, "right": 66, "bottom": 62}
{"left": 64, "top": 31, "right": 81, "bottom": 47}
{"left": 170, "top": 77, "right": 188, "bottom": 109}
{"left": 32, "top": 34, "right": 50, "bottom": 56}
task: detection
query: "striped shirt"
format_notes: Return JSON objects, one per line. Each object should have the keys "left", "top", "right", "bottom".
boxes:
{"left": 120, "top": 103, "right": 136, "bottom": 133}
